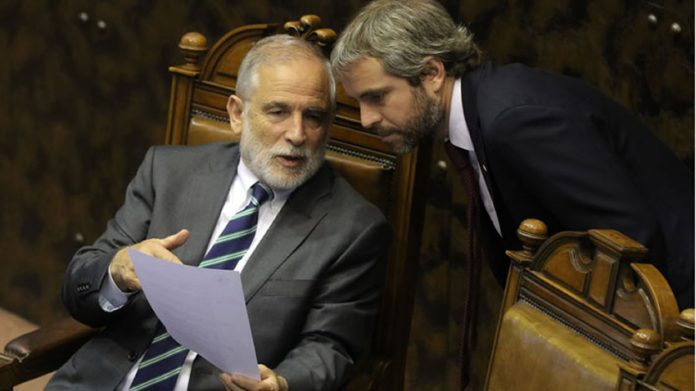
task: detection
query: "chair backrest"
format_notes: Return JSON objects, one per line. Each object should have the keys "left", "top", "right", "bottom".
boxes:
{"left": 485, "top": 219, "right": 694, "bottom": 390}
{"left": 165, "top": 16, "right": 432, "bottom": 391}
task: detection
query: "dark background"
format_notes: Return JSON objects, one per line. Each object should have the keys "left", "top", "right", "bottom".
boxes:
{"left": 1, "top": 1, "right": 692, "bottom": 389}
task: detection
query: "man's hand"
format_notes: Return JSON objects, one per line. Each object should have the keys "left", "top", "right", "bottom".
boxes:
{"left": 109, "top": 229, "right": 190, "bottom": 292}
{"left": 219, "top": 364, "right": 289, "bottom": 391}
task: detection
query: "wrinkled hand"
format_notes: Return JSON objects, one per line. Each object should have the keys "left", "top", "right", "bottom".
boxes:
{"left": 219, "top": 364, "right": 289, "bottom": 391}
{"left": 109, "top": 229, "right": 190, "bottom": 292}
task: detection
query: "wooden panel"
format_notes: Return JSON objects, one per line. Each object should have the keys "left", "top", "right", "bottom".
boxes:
{"left": 487, "top": 221, "right": 690, "bottom": 390}
{"left": 487, "top": 301, "right": 618, "bottom": 390}
{"left": 588, "top": 251, "right": 616, "bottom": 309}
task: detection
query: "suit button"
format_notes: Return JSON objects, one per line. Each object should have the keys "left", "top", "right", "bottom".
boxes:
{"left": 128, "top": 351, "right": 138, "bottom": 361}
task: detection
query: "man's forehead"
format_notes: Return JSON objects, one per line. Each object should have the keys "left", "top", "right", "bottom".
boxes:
{"left": 343, "top": 57, "right": 386, "bottom": 78}
{"left": 260, "top": 61, "right": 323, "bottom": 79}
{"left": 252, "top": 61, "right": 330, "bottom": 100}
{"left": 341, "top": 57, "right": 402, "bottom": 96}
{"left": 261, "top": 99, "right": 330, "bottom": 111}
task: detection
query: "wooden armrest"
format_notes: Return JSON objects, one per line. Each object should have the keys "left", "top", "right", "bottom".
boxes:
{"left": 0, "top": 317, "right": 98, "bottom": 388}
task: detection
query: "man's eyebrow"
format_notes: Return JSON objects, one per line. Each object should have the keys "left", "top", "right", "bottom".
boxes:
{"left": 358, "top": 87, "right": 391, "bottom": 100}
{"left": 305, "top": 105, "right": 330, "bottom": 113}
{"left": 261, "top": 101, "right": 290, "bottom": 111}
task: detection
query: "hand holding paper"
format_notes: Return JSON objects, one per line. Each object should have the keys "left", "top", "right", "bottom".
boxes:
{"left": 129, "top": 248, "right": 260, "bottom": 380}
{"left": 110, "top": 229, "right": 189, "bottom": 292}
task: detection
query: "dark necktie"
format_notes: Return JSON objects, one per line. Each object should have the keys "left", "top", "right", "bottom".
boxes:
{"left": 129, "top": 182, "right": 273, "bottom": 391}
{"left": 444, "top": 141, "right": 482, "bottom": 390}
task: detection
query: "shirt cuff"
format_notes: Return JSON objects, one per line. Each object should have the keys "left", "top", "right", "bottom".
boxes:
{"left": 98, "top": 267, "right": 135, "bottom": 312}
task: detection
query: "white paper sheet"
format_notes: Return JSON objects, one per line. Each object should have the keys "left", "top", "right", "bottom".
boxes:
{"left": 129, "top": 248, "right": 259, "bottom": 380}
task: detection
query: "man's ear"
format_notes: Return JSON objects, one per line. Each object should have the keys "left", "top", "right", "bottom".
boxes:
{"left": 420, "top": 57, "right": 447, "bottom": 94}
{"left": 226, "top": 95, "right": 244, "bottom": 136}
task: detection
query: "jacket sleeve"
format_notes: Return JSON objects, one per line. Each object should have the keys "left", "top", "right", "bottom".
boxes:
{"left": 61, "top": 146, "right": 157, "bottom": 327}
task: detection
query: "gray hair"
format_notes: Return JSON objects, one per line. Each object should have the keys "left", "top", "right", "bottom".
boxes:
{"left": 331, "top": 0, "right": 482, "bottom": 84}
{"left": 236, "top": 34, "right": 336, "bottom": 109}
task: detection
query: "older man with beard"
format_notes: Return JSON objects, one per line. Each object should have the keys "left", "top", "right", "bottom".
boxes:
{"left": 47, "top": 35, "right": 390, "bottom": 391}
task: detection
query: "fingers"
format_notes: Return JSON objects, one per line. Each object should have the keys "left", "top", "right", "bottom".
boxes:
{"left": 225, "top": 373, "right": 259, "bottom": 390}
{"left": 136, "top": 229, "right": 189, "bottom": 264}
{"left": 219, "top": 365, "right": 287, "bottom": 391}
{"left": 160, "top": 229, "right": 190, "bottom": 250}
{"left": 258, "top": 364, "right": 272, "bottom": 377}
{"left": 109, "top": 229, "right": 190, "bottom": 292}
{"left": 220, "top": 373, "right": 242, "bottom": 391}
{"left": 258, "top": 364, "right": 288, "bottom": 390}
{"left": 149, "top": 229, "right": 189, "bottom": 264}
{"left": 141, "top": 242, "right": 183, "bottom": 264}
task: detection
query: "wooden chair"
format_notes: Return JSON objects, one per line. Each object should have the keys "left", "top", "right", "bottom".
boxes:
{"left": 0, "top": 15, "right": 432, "bottom": 391}
{"left": 0, "top": 309, "right": 51, "bottom": 390}
{"left": 485, "top": 219, "right": 694, "bottom": 390}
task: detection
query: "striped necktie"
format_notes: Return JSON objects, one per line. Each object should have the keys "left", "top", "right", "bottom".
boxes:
{"left": 129, "top": 182, "right": 273, "bottom": 391}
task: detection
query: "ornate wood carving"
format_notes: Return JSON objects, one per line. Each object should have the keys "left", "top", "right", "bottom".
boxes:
{"left": 487, "top": 220, "right": 693, "bottom": 390}
{"left": 283, "top": 15, "right": 337, "bottom": 49}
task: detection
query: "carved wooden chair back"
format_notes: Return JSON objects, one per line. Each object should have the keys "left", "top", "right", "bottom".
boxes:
{"left": 485, "top": 219, "right": 694, "bottom": 390}
{"left": 165, "top": 15, "right": 432, "bottom": 391}
{"left": 0, "top": 15, "right": 432, "bottom": 391}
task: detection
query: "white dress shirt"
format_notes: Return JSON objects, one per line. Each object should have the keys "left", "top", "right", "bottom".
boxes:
{"left": 99, "top": 158, "right": 292, "bottom": 390}
{"left": 448, "top": 78, "right": 502, "bottom": 236}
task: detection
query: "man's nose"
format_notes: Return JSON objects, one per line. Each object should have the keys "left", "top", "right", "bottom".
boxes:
{"left": 360, "top": 105, "right": 381, "bottom": 130}
{"left": 285, "top": 113, "right": 307, "bottom": 146}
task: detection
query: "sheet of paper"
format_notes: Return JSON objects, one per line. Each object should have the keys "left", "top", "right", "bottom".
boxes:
{"left": 129, "top": 248, "right": 259, "bottom": 380}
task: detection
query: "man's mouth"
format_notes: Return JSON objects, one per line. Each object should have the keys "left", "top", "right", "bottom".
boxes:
{"left": 275, "top": 154, "right": 306, "bottom": 168}
{"left": 375, "top": 128, "right": 402, "bottom": 144}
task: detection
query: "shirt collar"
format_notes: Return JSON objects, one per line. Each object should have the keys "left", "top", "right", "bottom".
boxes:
{"left": 237, "top": 158, "right": 293, "bottom": 201}
{"left": 237, "top": 158, "right": 259, "bottom": 196}
{"left": 447, "top": 78, "right": 474, "bottom": 152}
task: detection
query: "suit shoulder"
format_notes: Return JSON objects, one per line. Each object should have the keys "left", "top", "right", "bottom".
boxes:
{"left": 472, "top": 63, "right": 613, "bottom": 127}
{"left": 146, "top": 142, "right": 238, "bottom": 169}
{"left": 328, "top": 167, "right": 388, "bottom": 225}
{"left": 149, "top": 142, "right": 236, "bottom": 160}
{"left": 476, "top": 63, "right": 606, "bottom": 104}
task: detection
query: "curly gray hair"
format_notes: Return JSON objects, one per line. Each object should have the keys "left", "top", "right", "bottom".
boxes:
{"left": 331, "top": 0, "right": 482, "bottom": 85}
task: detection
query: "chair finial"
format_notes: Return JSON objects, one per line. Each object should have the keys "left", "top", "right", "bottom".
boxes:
{"left": 629, "top": 328, "right": 662, "bottom": 370}
{"left": 505, "top": 218, "right": 548, "bottom": 265}
{"left": 677, "top": 308, "right": 695, "bottom": 341}
{"left": 517, "top": 218, "right": 548, "bottom": 256}
{"left": 178, "top": 32, "right": 208, "bottom": 71}
{"left": 283, "top": 15, "right": 336, "bottom": 48}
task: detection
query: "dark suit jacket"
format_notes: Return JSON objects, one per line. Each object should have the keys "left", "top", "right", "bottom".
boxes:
{"left": 460, "top": 62, "right": 694, "bottom": 308}
{"left": 47, "top": 142, "right": 390, "bottom": 390}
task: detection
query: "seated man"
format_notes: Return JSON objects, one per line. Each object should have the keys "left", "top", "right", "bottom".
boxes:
{"left": 47, "top": 35, "right": 390, "bottom": 391}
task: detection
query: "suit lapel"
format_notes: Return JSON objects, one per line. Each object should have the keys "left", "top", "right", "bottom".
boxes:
{"left": 461, "top": 64, "right": 518, "bottom": 241}
{"left": 240, "top": 164, "right": 333, "bottom": 302}
{"left": 176, "top": 145, "right": 240, "bottom": 266}
{"left": 461, "top": 63, "right": 496, "bottom": 205}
